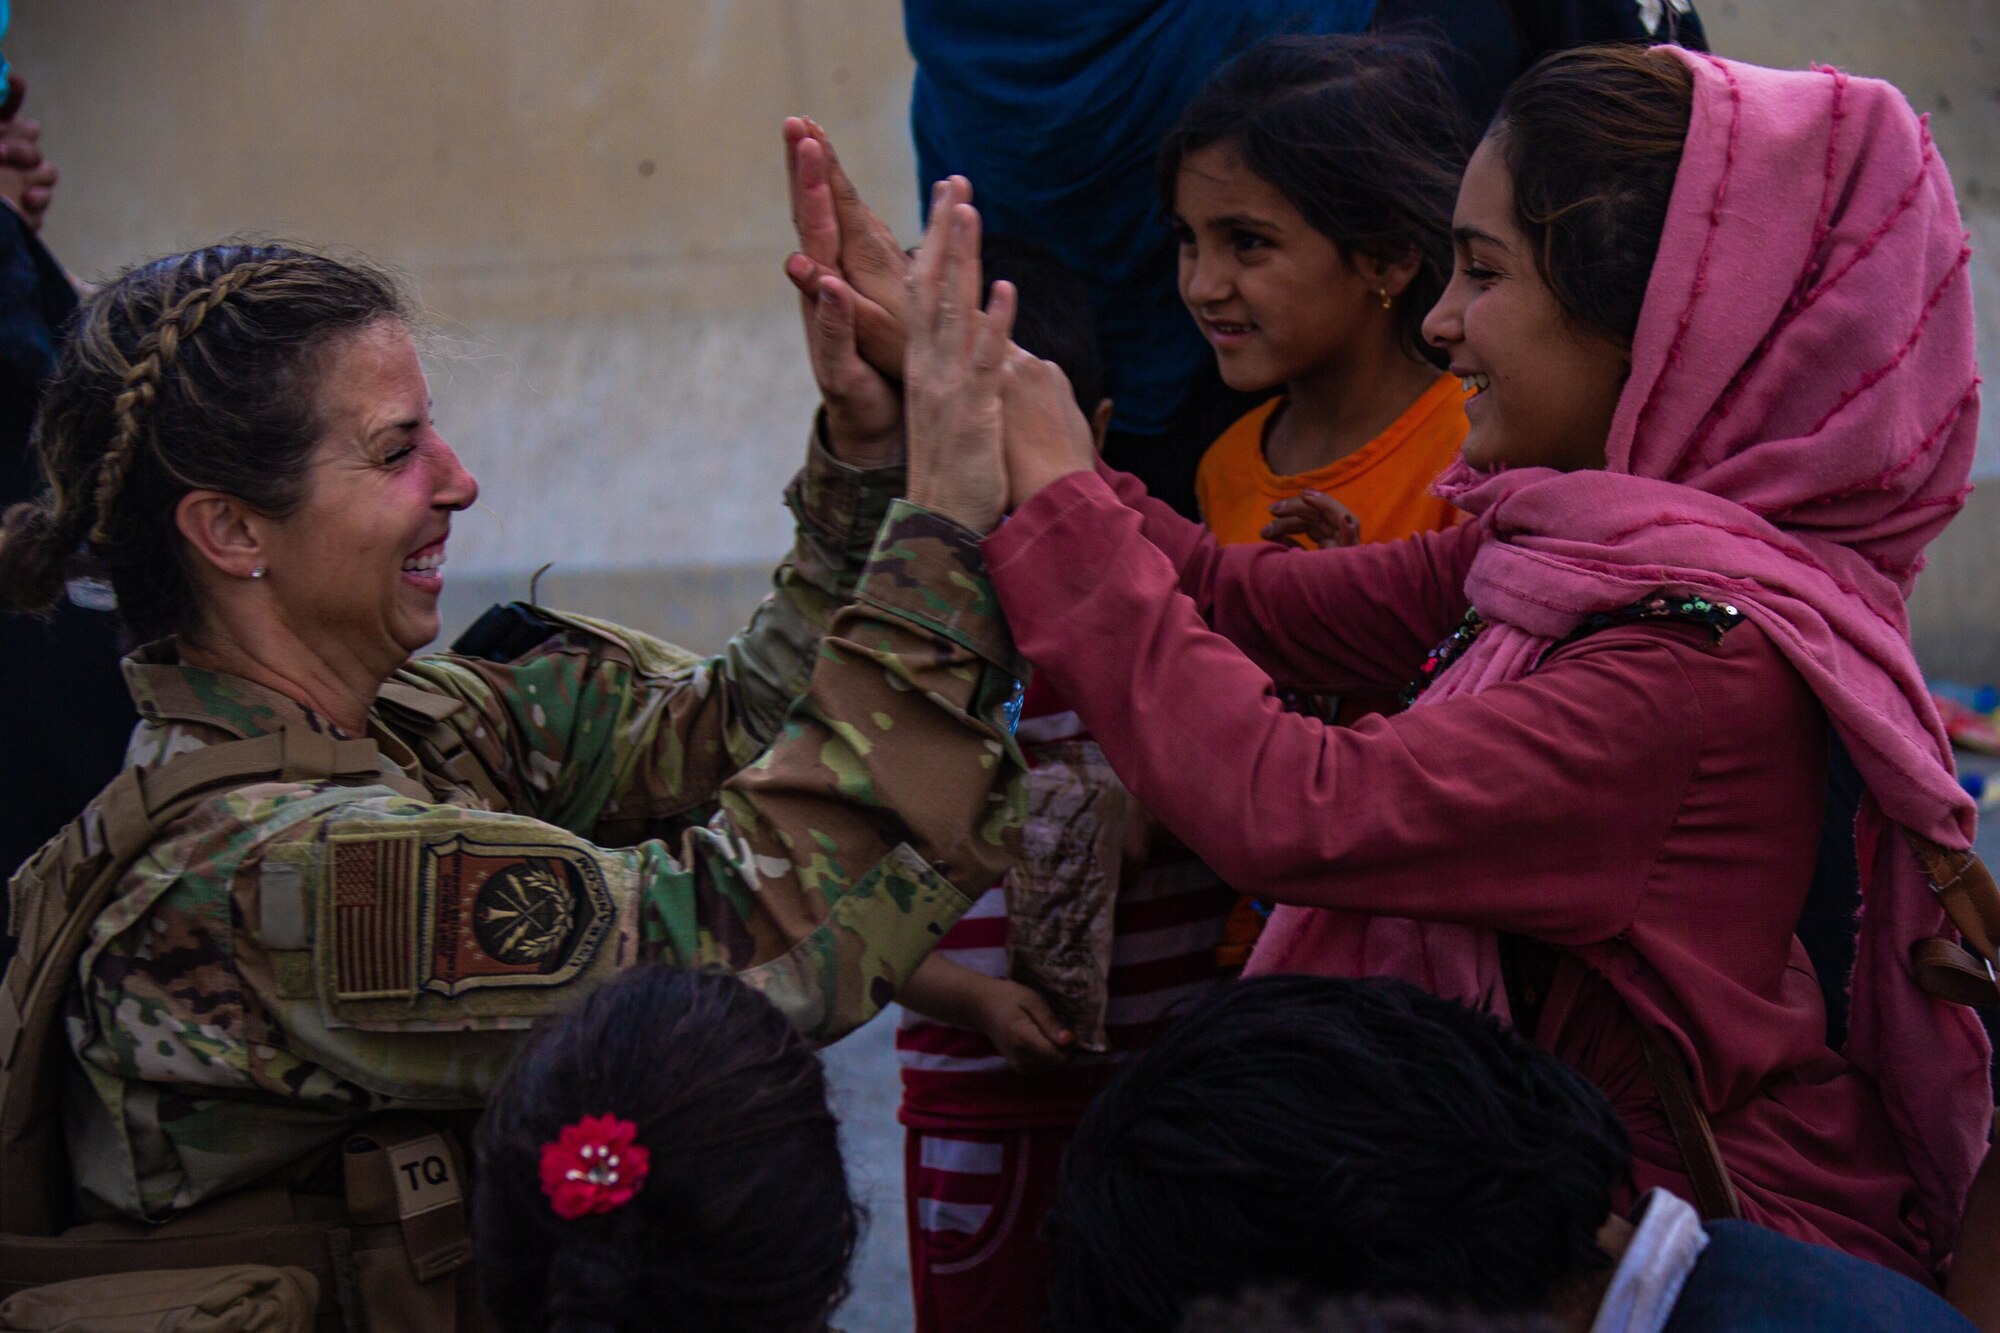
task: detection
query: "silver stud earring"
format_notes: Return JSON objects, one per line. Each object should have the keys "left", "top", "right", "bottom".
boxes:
{"left": 250, "top": 566, "right": 267, "bottom": 580}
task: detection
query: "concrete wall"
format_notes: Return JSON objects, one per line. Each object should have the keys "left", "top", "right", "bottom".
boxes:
{"left": 12, "top": 1, "right": 2000, "bottom": 670}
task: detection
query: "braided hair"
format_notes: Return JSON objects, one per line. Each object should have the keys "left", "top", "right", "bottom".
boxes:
{"left": 0, "top": 242, "right": 410, "bottom": 642}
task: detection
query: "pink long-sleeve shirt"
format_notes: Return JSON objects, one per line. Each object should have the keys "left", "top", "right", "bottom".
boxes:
{"left": 983, "top": 464, "right": 1930, "bottom": 1282}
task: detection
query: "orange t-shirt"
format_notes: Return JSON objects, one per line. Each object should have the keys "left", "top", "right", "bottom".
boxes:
{"left": 1196, "top": 373, "right": 1469, "bottom": 968}
{"left": 1194, "top": 372, "right": 1469, "bottom": 548}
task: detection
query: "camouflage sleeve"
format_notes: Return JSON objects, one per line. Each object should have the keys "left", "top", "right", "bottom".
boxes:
{"left": 724, "top": 417, "right": 906, "bottom": 754}
{"left": 67, "top": 503, "right": 1023, "bottom": 1217}
{"left": 699, "top": 502, "right": 1026, "bottom": 1037}
{"left": 400, "top": 424, "right": 906, "bottom": 836}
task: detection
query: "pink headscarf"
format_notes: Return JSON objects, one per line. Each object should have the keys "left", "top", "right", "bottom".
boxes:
{"left": 1260, "top": 49, "right": 1987, "bottom": 1251}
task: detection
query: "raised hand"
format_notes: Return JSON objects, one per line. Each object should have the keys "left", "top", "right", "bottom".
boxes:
{"left": 903, "top": 184, "right": 1015, "bottom": 535}
{"left": 997, "top": 348, "right": 1096, "bottom": 512}
{"left": 797, "top": 271, "right": 903, "bottom": 469}
{"left": 782, "top": 117, "right": 912, "bottom": 381}
{"left": 1262, "top": 489, "right": 1362, "bottom": 548}
{"left": 784, "top": 126, "right": 902, "bottom": 468}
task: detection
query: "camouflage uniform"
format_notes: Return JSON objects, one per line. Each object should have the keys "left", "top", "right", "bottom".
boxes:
{"left": 57, "top": 438, "right": 1026, "bottom": 1223}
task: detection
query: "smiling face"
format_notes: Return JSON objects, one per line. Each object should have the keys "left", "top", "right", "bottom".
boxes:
{"left": 1422, "top": 136, "right": 1629, "bottom": 473}
{"left": 254, "top": 319, "right": 477, "bottom": 672}
{"left": 1171, "top": 144, "right": 1386, "bottom": 394}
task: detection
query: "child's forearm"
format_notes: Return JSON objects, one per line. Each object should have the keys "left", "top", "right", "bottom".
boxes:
{"left": 901, "top": 954, "right": 998, "bottom": 1029}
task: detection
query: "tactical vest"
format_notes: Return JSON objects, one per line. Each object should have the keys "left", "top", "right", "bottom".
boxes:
{"left": 0, "top": 703, "right": 507, "bottom": 1333}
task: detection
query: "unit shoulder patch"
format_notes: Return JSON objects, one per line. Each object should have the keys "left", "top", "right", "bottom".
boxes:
{"left": 425, "top": 832, "right": 611, "bottom": 994}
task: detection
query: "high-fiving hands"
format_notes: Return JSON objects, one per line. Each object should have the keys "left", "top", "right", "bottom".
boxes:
{"left": 999, "top": 348, "right": 1096, "bottom": 511}
{"left": 784, "top": 120, "right": 1097, "bottom": 521}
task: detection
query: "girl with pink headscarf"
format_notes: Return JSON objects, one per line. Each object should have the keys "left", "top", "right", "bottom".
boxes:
{"left": 983, "top": 45, "right": 1987, "bottom": 1282}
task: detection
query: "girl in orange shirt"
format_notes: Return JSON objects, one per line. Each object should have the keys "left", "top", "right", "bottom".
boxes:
{"left": 1163, "top": 35, "right": 1474, "bottom": 964}
{"left": 1165, "top": 35, "right": 1472, "bottom": 556}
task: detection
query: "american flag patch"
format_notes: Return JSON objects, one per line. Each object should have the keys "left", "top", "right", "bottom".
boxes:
{"left": 329, "top": 837, "right": 419, "bottom": 998}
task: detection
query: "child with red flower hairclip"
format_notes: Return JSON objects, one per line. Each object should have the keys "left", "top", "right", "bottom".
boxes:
{"left": 474, "top": 965, "right": 859, "bottom": 1332}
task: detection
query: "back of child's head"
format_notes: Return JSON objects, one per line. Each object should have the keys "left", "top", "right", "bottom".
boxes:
{"left": 981, "top": 232, "right": 1105, "bottom": 414}
{"left": 1045, "top": 975, "right": 1629, "bottom": 1332}
{"left": 472, "top": 965, "right": 857, "bottom": 1333}
{"left": 1156, "top": 34, "right": 1469, "bottom": 368}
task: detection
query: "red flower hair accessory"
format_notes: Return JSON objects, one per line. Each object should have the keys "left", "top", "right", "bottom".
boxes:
{"left": 539, "top": 1114, "right": 652, "bottom": 1220}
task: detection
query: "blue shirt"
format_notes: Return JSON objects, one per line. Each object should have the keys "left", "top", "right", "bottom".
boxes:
{"left": 1666, "top": 1221, "right": 1975, "bottom": 1333}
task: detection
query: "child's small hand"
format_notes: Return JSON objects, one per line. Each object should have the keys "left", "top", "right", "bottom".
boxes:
{"left": 0, "top": 78, "right": 56, "bottom": 232}
{"left": 1263, "top": 489, "right": 1361, "bottom": 548}
{"left": 999, "top": 348, "right": 1096, "bottom": 510}
{"left": 977, "top": 978, "right": 1075, "bottom": 1072}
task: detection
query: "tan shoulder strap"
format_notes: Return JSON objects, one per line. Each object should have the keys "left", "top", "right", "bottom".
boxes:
{"left": 0, "top": 730, "right": 383, "bottom": 1238}
{"left": 1648, "top": 830, "right": 2000, "bottom": 1227}
{"left": 373, "top": 683, "right": 508, "bottom": 812}
{"left": 1641, "top": 1037, "right": 1743, "bottom": 1222}
{"left": 374, "top": 680, "right": 463, "bottom": 724}
{"left": 93, "top": 731, "right": 389, "bottom": 864}
{"left": 1906, "top": 832, "right": 2000, "bottom": 1007}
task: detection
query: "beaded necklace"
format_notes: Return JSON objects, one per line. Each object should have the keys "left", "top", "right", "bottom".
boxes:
{"left": 1401, "top": 594, "right": 1746, "bottom": 708}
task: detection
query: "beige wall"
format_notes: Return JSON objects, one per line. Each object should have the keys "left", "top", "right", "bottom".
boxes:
{"left": 13, "top": 1, "right": 2000, "bottom": 669}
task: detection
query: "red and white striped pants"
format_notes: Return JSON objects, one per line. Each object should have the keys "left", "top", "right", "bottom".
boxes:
{"left": 903, "top": 1125, "right": 1073, "bottom": 1333}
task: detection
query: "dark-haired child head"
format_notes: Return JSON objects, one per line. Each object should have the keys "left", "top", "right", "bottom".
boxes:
{"left": 473, "top": 966, "right": 858, "bottom": 1333}
{"left": 1158, "top": 34, "right": 1469, "bottom": 394}
{"left": 1044, "top": 975, "right": 1631, "bottom": 1332}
